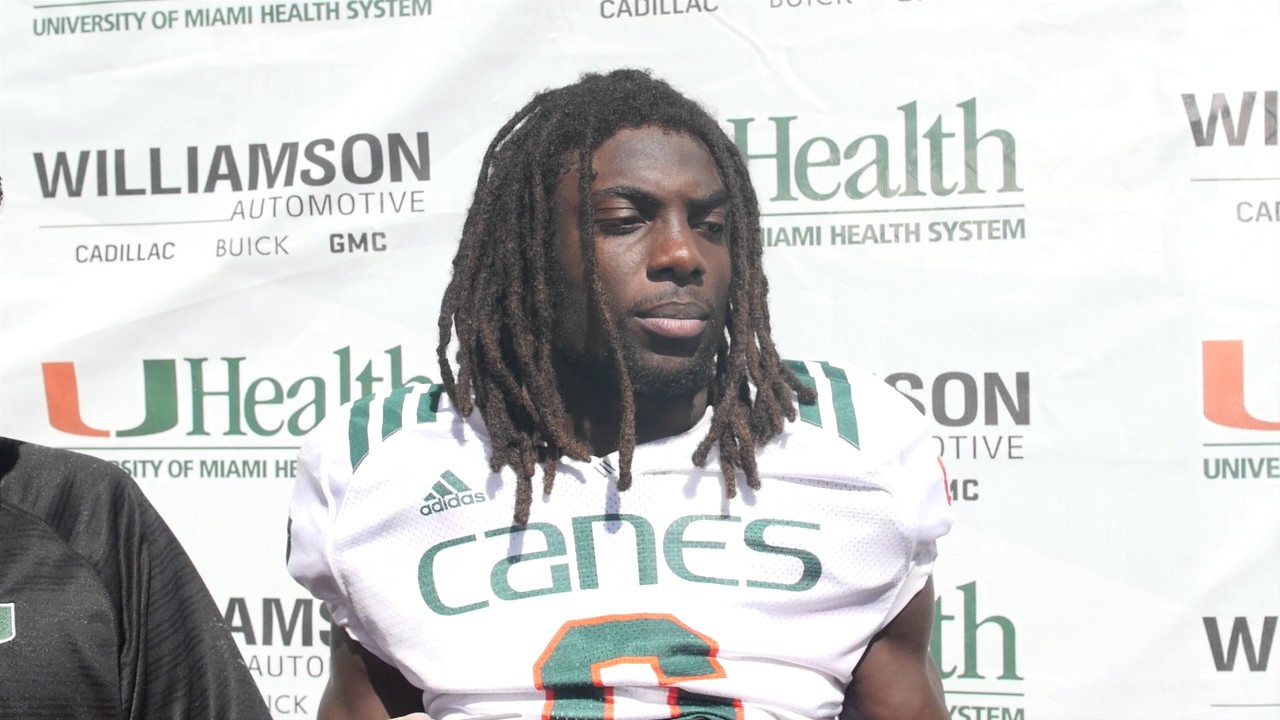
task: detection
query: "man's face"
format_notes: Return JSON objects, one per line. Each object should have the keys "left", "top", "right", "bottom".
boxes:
{"left": 550, "top": 126, "right": 732, "bottom": 397}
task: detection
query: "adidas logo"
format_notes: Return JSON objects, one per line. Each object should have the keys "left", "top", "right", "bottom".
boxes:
{"left": 419, "top": 470, "right": 487, "bottom": 517}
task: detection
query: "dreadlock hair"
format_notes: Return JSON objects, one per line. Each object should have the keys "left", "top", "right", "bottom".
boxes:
{"left": 437, "top": 68, "right": 817, "bottom": 525}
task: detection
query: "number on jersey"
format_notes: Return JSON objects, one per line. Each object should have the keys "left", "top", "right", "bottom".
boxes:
{"left": 533, "top": 613, "right": 742, "bottom": 720}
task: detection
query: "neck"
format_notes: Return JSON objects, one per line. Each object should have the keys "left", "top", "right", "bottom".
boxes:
{"left": 554, "top": 358, "right": 710, "bottom": 457}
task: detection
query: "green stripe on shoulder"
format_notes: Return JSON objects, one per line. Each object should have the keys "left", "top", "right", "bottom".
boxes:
{"left": 819, "top": 361, "right": 860, "bottom": 449}
{"left": 785, "top": 359, "right": 822, "bottom": 428}
{"left": 417, "top": 385, "right": 443, "bottom": 423}
{"left": 348, "top": 384, "right": 444, "bottom": 472}
{"left": 382, "top": 386, "right": 415, "bottom": 440}
{"left": 783, "top": 359, "right": 860, "bottom": 449}
{"left": 348, "top": 395, "right": 375, "bottom": 471}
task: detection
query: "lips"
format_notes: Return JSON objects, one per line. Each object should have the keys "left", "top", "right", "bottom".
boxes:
{"left": 634, "top": 301, "right": 711, "bottom": 340}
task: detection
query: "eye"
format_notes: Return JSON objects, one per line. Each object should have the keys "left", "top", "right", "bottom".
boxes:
{"left": 695, "top": 211, "right": 727, "bottom": 241}
{"left": 596, "top": 216, "right": 645, "bottom": 236}
{"left": 697, "top": 220, "right": 725, "bottom": 239}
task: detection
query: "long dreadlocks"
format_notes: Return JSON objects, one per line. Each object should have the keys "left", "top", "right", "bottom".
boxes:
{"left": 437, "top": 68, "right": 817, "bottom": 525}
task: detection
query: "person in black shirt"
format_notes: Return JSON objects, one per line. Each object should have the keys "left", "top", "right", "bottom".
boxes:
{"left": 0, "top": 175, "right": 269, "bottom": 718}
{"left": 0, "top": 436, "right": 273, "bottom": 719}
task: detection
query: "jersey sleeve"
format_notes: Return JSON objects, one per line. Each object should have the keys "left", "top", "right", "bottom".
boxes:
{"left": 286, "top": 402, "right": 378, "bottom": 650}
{"left": 878, "top": 415, "right": 952, "bottom": 621}
{"left": 799, "top": 361, "right": 953, "bottom": 624}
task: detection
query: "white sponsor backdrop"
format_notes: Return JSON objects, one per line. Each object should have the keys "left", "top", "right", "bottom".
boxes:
{"left": 2, "top": 1, "right": 1278, "bottom": 718}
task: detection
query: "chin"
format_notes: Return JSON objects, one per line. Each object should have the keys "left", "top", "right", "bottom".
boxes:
{"left": 625, "top": 350, "right": 718, "bottom": 397}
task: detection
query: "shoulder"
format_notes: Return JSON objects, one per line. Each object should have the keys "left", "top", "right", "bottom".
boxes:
{"left": 288, "top": 384, "right": 478, "bottom": 651}
{"left": 0, "top": 437, "right": 181, "bottom": 629}
{"left": 289, "top": 383, "right": 480, "bottom": 550}
{"left": 779, "top": 358, "right": 932, "bottom": 465}
{"left": 0, "top": 436, "right": 150, "bottom": 536}
{"left": 777, "top": 360, "right": 953, "bottom": 604}
{"left": 1, "top": 435, "right": 134, "bottom": 489}
{"left": 299, "top": 383, "right": 477, "bottom": 484}
{"left": 769, "top": 360, "right": 952, "bottom": 531}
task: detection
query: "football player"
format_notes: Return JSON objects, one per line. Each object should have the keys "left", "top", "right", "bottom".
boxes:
{"left": 289, "top": 69, "right": 952, "bottom": 720}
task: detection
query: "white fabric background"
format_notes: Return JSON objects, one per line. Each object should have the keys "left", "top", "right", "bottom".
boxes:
{"left": 2, "top": 1, "right": 1277, "bottom": 717}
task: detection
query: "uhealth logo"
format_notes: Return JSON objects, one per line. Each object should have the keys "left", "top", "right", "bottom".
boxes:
{"left": 1203, "top": 340, "right": 1280, "bottom": 431}
{"left": 420, "top": 470, "right": 486, "bottom": 516}
{"left": 41, "top": 347, "right": 430, "bottom": 438}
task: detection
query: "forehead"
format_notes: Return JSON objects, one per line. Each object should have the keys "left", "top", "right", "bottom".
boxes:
{"left": 589, "top": 126, "right": 722, "bottom": 194}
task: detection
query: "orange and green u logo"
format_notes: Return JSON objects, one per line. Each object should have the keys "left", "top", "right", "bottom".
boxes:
{"left": 1203, "top": 341, "right": 1280, "bottom": 431}
{"left": 42, "top": 360, "right": 180, "bottom": 437}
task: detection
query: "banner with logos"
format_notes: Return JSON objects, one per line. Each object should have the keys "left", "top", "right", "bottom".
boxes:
{"left": 1, "top": 1, "right": 1277, "bottom": 718}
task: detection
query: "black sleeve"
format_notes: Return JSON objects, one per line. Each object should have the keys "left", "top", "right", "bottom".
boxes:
{"left": 0, "top": 439, "right": 272, "bottom": 720}
{"left": 119, "top": 470, "right": 272, "bottom": 719}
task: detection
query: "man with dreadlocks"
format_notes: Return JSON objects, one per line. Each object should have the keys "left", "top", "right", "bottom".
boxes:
{"left": 288, "top": 69, "right": 952, "bottom": 720}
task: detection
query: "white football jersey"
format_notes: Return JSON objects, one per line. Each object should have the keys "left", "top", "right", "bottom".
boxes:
{"left": 287, "top": 360, "right": 952, "bottom": 720}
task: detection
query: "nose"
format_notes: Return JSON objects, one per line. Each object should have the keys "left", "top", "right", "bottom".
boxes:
{"left": 647, "top": 216, "right": 706, "bottom": 284}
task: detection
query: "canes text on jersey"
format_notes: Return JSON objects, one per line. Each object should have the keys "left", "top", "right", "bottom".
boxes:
{"left": 418, "top": 513, "right": 823, "bottom": 616}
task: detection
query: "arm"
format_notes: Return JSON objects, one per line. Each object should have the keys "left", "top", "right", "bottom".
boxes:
{"left": 114, "top": 476, "right": 272, "bottom": 719}
{"left": 320, "top": 622, "right": 427, "bottom": 720}
{"left": 840, "top": 578, "right": 947, "bottom": 720}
